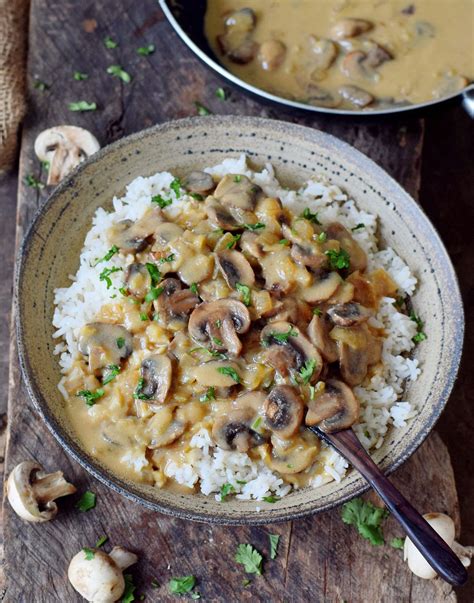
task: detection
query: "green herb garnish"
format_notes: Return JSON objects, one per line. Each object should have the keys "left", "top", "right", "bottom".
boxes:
{"left": 215, "top": 319, "right": 222, "bottom": 328}
{"left": 269, "top": 534, "right": 280, "bottom": 559}
{"left": 251, "top": 416, "right": 262, "bottom": 431}
{"left": 317, "top": 232, "right": 327, "bottom": 242}
{"left": 68, "top": 100, "right": 97, "bottom": 112}
{"left": 104, "top": 36, "right": 118, "bottom": 49}
{"left": 242, "top": 578, "right": 251, "bottom": 587}
{"left": 393, "top": 296, "right": 405, "bottom": 310}
{"left": 190, "top": 192, "right": 204, "bottom": 201}
{"left": 194, "top": 101, "right": 211, "bottom": 116}
{"left": 351, "top": 223, "right": 365, "bottom": 231}
{"left": 236, "top": 480, "right": 247, "bottom": 485}
{"left": 313, "top": 307, "right": 323, "bottom": 316}
{"left": 151, "top": 194, "right": 172, "bottom": 208}
{"left": 279, "top": 239, "right": 289, "bottom": 246}
{"left": 145, "top": 262, "right": 161, "bottom": 287}
{"left": 103, "top": 364, "right": 120, "bottom": 386}
{"left": 243, "top": 222, "right": 265, "bottom": 231}
{"left": 235, "top": 544, "right": 263, "bottom": 575}
{"left": 93, "top": 245, "right": 119, "bottom": 267}
{"left": 264, "top": 326, "right": 298, "bottom": 346}
{"left": 99, "top": 266, "right": 122, "bottom": 289}
{"left": 216, "top": 87, "right": 226, "bottom": 100}
{"left": 341, "top": 498, "right": 389, "bottom": 546}
{"left": 137, "top": 44, "right": 155, "bottom": 56}
{"left": 410, "top": 311, "right": 427, "bottom": 343}
{"left": 298, "top": 359, "right": 317, "bottom": 384}
{"left": 133, "top": 377, "right": 152, "bottom": 400}
{"left": 325, "top": 248, "right": 351, "bottom": 270}
{"left": 144, "top": 286, "right": 164, "bottom": 303}
{"left": 34, "top": 80, "right": 49, "bottom": 91}
{"left": 170, "top": 178, "right": 182, "bottom": 197}
{"left": 116, "top": 337, "right": 125, "bottom": 349}
{"left": 168, "top": 575, "right": 196, "bottom": 595}
{"left": 159, "top": 253, "right": 175, "bottom": 264}
{"left": 106, "top": 65, "right": 132, "bottom": 83}
{"left": 199, "top": 386, "right": 216, "bottom": 403}
{"left": 234, "top": 175, "right": 242, "bottom": 183}
{"left": 390, "top": 537, "right": 405, "bottom": 550}
{"left": 262, "top": 496, "right": 279, "bottom": 503}
{"left": 24, "top": 174, "right": 45, "bottom": 189}
{"left": 217, "top": 366, "right": 241, "bottom": 383}
{"left": 225, "top": 233, "right": 241, "bottom": 249}
{"left": 212, "top": 337, "right": 223, "bottom": 346}
{"left": 95, "top": 535, "right": 108, "bottom": 548}
{"left": 190, "top": 283, "right": 199, "bottom": 295}
{"left": 41, "top": 160, "right": 50, "bottom": 170}
{"left": 235, "top": 283, "right": 251, "bottom": 306}
{"left": 83, "top": 547, "right": 95, "bottom": 560}
{"left": 73, "top": 71, "right": 88, "bottom": 81}
{"left": 301, "top": 207, "right": 321, "bottom": 225}
{"left": 122, "top": 574, "right": 136, "bottom": 603}
{"left": 77, "top": 389, "right": 104, "bottom": 407}
{"left": 76, "top": 490, "right": 96, "bottom": 512}
{"left": 140, "top": 312, "right": 148, "bottom": 321}
{"left": 220, "top": 482, "right": 235, "bottom": 501}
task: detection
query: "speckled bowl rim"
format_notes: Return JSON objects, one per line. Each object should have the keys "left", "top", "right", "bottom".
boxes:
{"left": 16, "top": 116, "right": 464, "bottom": 525}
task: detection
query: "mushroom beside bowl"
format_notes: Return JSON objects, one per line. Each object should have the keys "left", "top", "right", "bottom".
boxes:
{"left": 16, "top": 116, "right": 463, "bottom": 524}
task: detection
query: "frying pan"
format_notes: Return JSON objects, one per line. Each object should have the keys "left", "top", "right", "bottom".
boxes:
{"left": 159, "top": 0, "right": 474, "bottom": 117}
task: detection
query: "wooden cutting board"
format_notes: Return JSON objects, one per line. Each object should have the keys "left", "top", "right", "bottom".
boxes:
{"left": 2, "top": 0, "right": 462, "bottom": 600}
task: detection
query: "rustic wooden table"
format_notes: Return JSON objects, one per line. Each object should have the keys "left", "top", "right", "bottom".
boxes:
{"left": 0, "top": 1, "right": 473, "bottom": 601}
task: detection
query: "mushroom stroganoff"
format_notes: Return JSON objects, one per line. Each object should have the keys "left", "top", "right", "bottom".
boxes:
{"left": 54, "top": 156, "right": 421, "bottom": 502}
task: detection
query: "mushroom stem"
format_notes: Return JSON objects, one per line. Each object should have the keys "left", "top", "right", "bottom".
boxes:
{"left": 451, "top": 542, "right": 474, "bottom": 568}
{"left": 109, "top": 546, "right": 138, "bottom": 571}
{"left": 32, "top": 470, "right": 77, "bottom": 504}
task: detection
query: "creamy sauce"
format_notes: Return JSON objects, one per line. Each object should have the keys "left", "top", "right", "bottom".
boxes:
{"left": 205, "top": 0, "right": 474, "bottom": 108}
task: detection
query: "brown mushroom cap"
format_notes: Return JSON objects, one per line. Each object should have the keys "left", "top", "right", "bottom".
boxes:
{"left": 214, "top": 174, "right": 260, "bottom": 213}
{"left": 330, "top": 18, "right": 373, "bottom": 40}
{"left": 183, "top": 171, "right": 215, "bottom": 194}
{"left": 205, "top": 197, "right": 241, "bottom": 231}
{"left": 302, "top": 271, "right": 342, "bottom": 303}
{"left": 188, "top": 299, "right": 251, "bottom": 356}
{"left": 153, "top": 278, "right": 200, "bottom": 322}
{"left": 217, "top": 9, "right": 258, "bottom": 64}
{"left": 305, "top": 379, "right": 360, "bottom": 432}
{"left": 262, "top": 432, "right": 320, "bottom": 474}
{"left": 140, "top": 354, "right": 173, "bottom": 403}
{"left": 307, "top": 313, "right": 339, "bottom": 363}
{"left": 330, "top": 325, "right": 370, "bottom": 386}
{"left": 327, "top": 302, "right": 373, "bottom": 327}
{"left": 124, "top": 263, "right": 151, "bottom": 299}
{"left": 212, "top": 408, "right": 264, "bottom": 452}
{"left": 216, "top": 249, "right": 255, "bottom": 288}
{"left": 78, "top": 322, "right": 133, "bottom": 373}
{"left": 264, "top": 385, "right": 304, "bottom": 438}
{"left": 108, "top": 208, "right": 163, "bottom": 253}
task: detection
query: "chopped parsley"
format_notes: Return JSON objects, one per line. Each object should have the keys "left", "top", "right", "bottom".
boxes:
{"left": 242, "top": 578, "right": 251, "bottom": 587}
{"left": 24, "top": 174, "right": 45, "bottom": 189}
{"left": 151, "top": 194, "right": 172, "bottom": 208}
{"left": 151, "top": 578, "right": 160, "bottom": 588}
{"left": 351, "top": 223, "right": 365, "bottom": 231}
{"left": 341, "top": 498, "right": 389, "bottom": 546}
{"left": 140, "top": 312, "right": 148, "bottom": 321}
{"left": 168, "top": 575, "right": 196, "bottom": 595}
{"left": 226, "top": 233, "right": 241, "bottom": 249}
{"left": 116, "top": 337, "right": 125, "bottom": 349}
{"left": 279, "top": 239, "right": 289, "bottom": 246}
{"left": 145, "top": 262, "right": 161, "bottom": 287}
{"left": 301, "top": 207, "right": 321, "bottom": 225}
{"left": 159, "top": 253, "right": 175, "bottom": 264}
{"left": 76, "top": 389, "right": 104, "bottom": 407}
{"left": 390, "top": 537, "right": 405, "bottom": 550}
{"left": 76, "top": 490, "right": 96, "bottom": 512}
{"left": 269, "top": 534, "right": 280, "bottom": 559}
{"left": 41, "top": 160, "right": 50, "bottom": 170}
{"left": 236, "top": 480, "right": 247, "bottom": 485}
{"left": 122, "top": 574, "right": 136, "bottom": 603}
{"left": 133, "top": 377, "right": 152, "bottom": 400}
{"left": 216, "top": 87, "right": 227, "bottom": 100}
{"left": 220, "top": 482, "right": 235, "bottom": 501}
{"left": 263, "top": 326, "right": 298, "bottom": 346}
{"left": 144, "top": 286, "right": 164, "bottom": 303}
{"left": 190, "top": 192, "right": 204, "bottom": 201}
{"left": 190, "top": 283, "right": 199, "bottom": 295}
{"left": 215, "top": 319, "right": 222, "bottom": 328}
{"left": 243, "top": 222, "right": 265, "bottom": 231}
{"left": 99, "top": 266, "right": 122, "bottom": 289}
{"left": 262, "top": 496, "right": 279, "bottom": 503}
{"left": 194, "top": 101, "right": 212, "bottom": 116}
{"left": 73, "top": 71, "right": 88, "bottom": 81}
{"left": 104, "top": 36, "right": 118, "bottom": 49}
{"left": 325, "top": 248, "right": 351, "bottom": 270}
{"left": 199, "top": 386, "right": 215, "bottom": 403}
{"left": 393, "top": 296, "right": 405, "bottom": 310}
{"left": 298, "top": 359, "right": 317, "bottom": 384}
{"left": 95, "top": 535, "right": 108, "bottom": 548}
{"left": 92, "top": 245, "right": 119, "bottom": 267}
{"left": 137, "top": 43, "right": 155, "bottom": 56}
{"left": 102, "top": 364, "right": 120, "bottom": 386}
{"left": 410, "top": 311, "right": 427, "bottom": 343}
{"left": 317, "top": 232, "right": 327, "bottom": 242}
{"left": 234, "top": 175, "right": 242, "bottom": 183}
{"left": 106, "top": 65, "right": 132, "bottom": 83}
{"left": 235, "top": 283, "right": 251, "bottom": 306}
{"left": 235, "top": 544, "right": 263, "bottom": 575}
{"left": 217, "top": 366, "right": 241, "bottom": 383}
{"left": 313, "top": 307, "right": 323, "bottom": 316}
{"left": 170, "top": 178, "right": 182, "bottom": 197}
{"left": 212, "top": 336, "right": 223, "bottom": 346}
{"left": 33, "top": 80, "right": 49, "bottom": 91}
{"left": 83, "top": 547, "right": 95, "bottom": 560}
{"left": 68, "top": 100, "right": 97, "bottom": 112}
{"left": 251, "top": 417, "right": 262, "bottom": 431}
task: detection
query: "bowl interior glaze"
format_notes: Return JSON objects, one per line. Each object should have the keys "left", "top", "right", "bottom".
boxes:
{"left": 17, "top": 116, "right": 463, "bottom": 524}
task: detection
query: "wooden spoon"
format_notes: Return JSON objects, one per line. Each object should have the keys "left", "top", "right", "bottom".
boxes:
{"left": 308, "top": 426, "right": 468, "bottom": 587}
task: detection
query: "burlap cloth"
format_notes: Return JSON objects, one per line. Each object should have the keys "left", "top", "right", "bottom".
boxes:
{"left": 0, "top": 0, "right": 29, "bottom": 175}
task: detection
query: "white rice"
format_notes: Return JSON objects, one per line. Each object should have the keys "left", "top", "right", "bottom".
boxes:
{"left": 53, "top": 154, "right": 420, "bottom": 502}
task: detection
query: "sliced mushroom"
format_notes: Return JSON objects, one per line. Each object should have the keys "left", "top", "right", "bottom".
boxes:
{"left": 217, "top": 8, "right": 258, "bottom": 64}
{"left": 6, "top": 461, "right": 76, "bottom": 522}
{"left": 262, "top": 433, "right": 319, "bottom": 474}
{"left": 339, "top": 85, "right": 374, "bottom": 108}
{"left": 178, "top": 253, "right": 214, "bottom": 285}
{"left": 149, "top": 419, "right": 186, "bottom": 448}
{"left": 330, "top": 18, "right": 373, "bottom": 40}
{"left": 263, "top": 298, "right": 299, "bottom": 324}
{"left": 140, "top": 354, "right": 173, "bottom": 403}
{"left": 258, "top": 39, "right": 286, "bottom": 71}
{"left": 308, "top": 37, "right": 338, "bottom": 75}
{"left": 341, "top": 51, "right": 375, "bottom": 81}
{"left": 306, "top": 379, "right": 360, "bottom": 432}
{"left": 124, "top": 263, "right": 151, "bottom": 299}
{"left": 330, "top": 324, "right": 370, "bottom": 385}
{"left": 327, "top": 302, "right": 373, "bottom": 327}
{"left": 153, "top": 278, "right": 200, "bottom": 322}
{"left": 212, "top": 408, "right": 264, "bottom": 452}
{"left": 193, "top": 360, "right": 242, "bottom": 387}
{"left": 326, "top": 223, "right": 367, "bottom": 272}
{"left": 264, "top": 385, "right": 304, "bottom": 438}
{"left": 34, "top": 125, "right": 100, "bottom": 186}
{"left": 216, "top": 249, "right": 255, "bottom": 288}
{"left": 188, "top": 299, "right": 251, "bottom": 356}
{"left": 307, "top": 84, "right": 341, "bottom": 108}
{"left": 183, "top": 171, "right": 215, "bottom": 194}
{"left": 205, "top": 197, "right": 241, "bottom": 230}
{"left": 302, "top": 271, "right": 342, "bottom": 303}
{"left": 154, "top": 222, "right": 184, "bottom": 247}
{"left": 240, "top": 230, "right": 264, "bottom": 260}
{"left": 365, "top": 44, "right": 392, "bottom": 68}
{"left": 260, "top": 321, "right": 322, "bottom": 382}
{"left": 78, "top": 323, "right": 133, "bottom": 373}
{"left": 307, "top": 313, "right": 339, "bottom": 363}
{"left": 108, "top": 208, "right": 163, "bottom": 253}
{"left": 233, "top": 390, "right": 266, "bottom": 414}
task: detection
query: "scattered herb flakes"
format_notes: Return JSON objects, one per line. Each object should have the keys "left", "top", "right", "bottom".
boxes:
{"left": 191, "top": 593, "right": 201, "bottom": 600}
{"left": 351, "top": 223, "right": 365, "bottom": 232}
{"left": 262, "top": 496, "right": 279, "bottom": 503}
{"left": 117, "top": 336, "right": 126, "bottom": 349}
{"left": 144, "top": 286, "right": 164, "bottom": 303}
{"left": 390, "top": 537, "right": 405, "bottom": 550}
{"left": 236, "top": 480, "right": 247, "bottom": 485}
{"left": 73, "top": 71, "right": 88, "bottom": 81}
{"left": 236, "top": 282, "right": 251, "bottom": 306}
{"left": 393, "top": 296, "right": 405, "bottom": 310}
{"left": 137, "top": 44, "right": 155, "bottom": 56}
{"left": 194, "top": 101, "right": 212, "bottom": 116}
{"left": 77, "top": 389, "right": 104, "bottom": 407}
{"left": 151, "top": 578, "right": 160, "bottom": 589}
{"left": 234, "top": 175, "right": 242, "bottom": 183}
{"left": 33, "top": 80, "right": 49, "bottom": 91}
{"left": 83, "top": 547, "right": 95, "bottom": 560}
{"left": 216, "top": 87, "right": 227, "bottom": 100}
{"left": 298, "top": 359, "right": 317, "bottom": 384}
{"left": 309, "top": 384, "right": 316, "bottom": 400}
{"left": 225, "top": 233, "right": 241, "bottom": 249}
{"left": 242, "top": 578, "right": 251, "bottom": 587}
{"left": 24, "top": 174, "right": 45, "bottom": 189}
{"left": 170, "top": 178, "right": 182, "bottom": 197}
{"left": 243, "top": 222, "right": 265, "bottom": 231}
{"left": 301, "top": 207, "right": 321, "bottom": 225}
{"left": 341, "top": 498, "right": 389, "bottom": 546}
{"left": 95, "top": 535, "right": 108, "bottom": 548}
{"left": 313, "top": 307, "right": 322, "bottom": 316}
{"left": 251, "top": 416, "right": 262, "bottom": 431}
{"left": 140, "top": 312, "right": 148, "bottom": 322}
{"left": 269, "top": 534, "right": 280, "bottom": 559}
{"left": 212, "top": 337, "right": 224, "bottom": 347}
{"left": 410, "top": 311, "right": 427, "bottom": 343}
{"left": 199, "top": 386, "right": 216, "bottom": 403}
{"left": 217, "top": 366, "right": 241, "bottom": 383}
{"left": 134, "top": 377, "right": 152, "bottom": 400}
{"left": 190, "top": 192, "right": 204, "bottom": 201}
{"left": 264, "top": 326, "right": 298, "bottom": 346}
{"left": 99, "top": 266, "right": 123, "bottom": 289}
{"left": 325, "top": 248, "right": 351, "bottom": 270}
{"left": 317, "top": 231, "right": 327, "bottom": 242}
{"left": 103, "top": 364, "right": 121, "bottom": 386}
{"left": 41, "top": 159, "right": 50, "bottom": 170}
{"left": 122, "top": 574, "right": 136, "bottom": 603}
{"left": 69, "top": 100, "right": 97, "bottom": 112}
{"left": 151, "top": 194, "right": 172, "bottom": 208}
{"left": 279, "top": 239, "right": 289, "bottom": 246}
{"left": 220, "top": 482, "right": 236, "bottom": 501}
{"left": 168, "top": 575, "right": 196, "bottom": 595}
{"left": 235, "top": 544, "right": 263, "bottom": 575}
{"left": 145, "top": 262, "right": 161, "bottom": 287}
{"left": 104, "top": 36, "right": 118, "bottom": 49}
{"left": 190, "top": 283, "right": 199, "bottom": 295}
{"left": 159, "top": 253, "right": 175, "bottom": 264}
{"left": 76, "top": 490, "right": 97, "bottom": 512}
{"left": 107, "top": 65, "right": 132, "bottom": 83}
{"left": 215, "top": 319, "right": 222, "bottom": 328}
{"left": 93, "top": 245, "right": 119, "bottom": 267}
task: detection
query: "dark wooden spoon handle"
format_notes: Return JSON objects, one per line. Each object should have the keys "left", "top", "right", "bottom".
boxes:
{"left": 309, "top": 427, "right": 468, "bottom": 587}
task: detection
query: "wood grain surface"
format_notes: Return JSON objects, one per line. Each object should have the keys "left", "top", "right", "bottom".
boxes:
{"left": 2, "top": 0, "right": 471, "bottom": 601}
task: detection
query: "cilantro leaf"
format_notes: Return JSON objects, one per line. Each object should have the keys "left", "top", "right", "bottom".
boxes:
{"left": 159, "top": 253, "right": 175, "bottom": 264}
{"left": 76, "top": 490, "right": 96, "bottom": 512}
{"left": 144, "top": 286, "right": 164, "bottom": 303}
{"left": 325, "top": 248, "right": 351, "bottom": 270}
{"left": 199, "top": 386, "right": 215, "bottom": 403}
{"left": 76, "top": 389, "right": 104, "bottom": 407}
{"left": 24, "top": 174, "right": 45, "bottom": 189}
{"left": 99, "top": 266, "right": 122, "bottom": 289}
{"left": 269, "top": 534, "right": 280, "bottom": 559}
{"left": 190, "top": 283, "right": 199, "bottom": 295}
{"left": 220, "top": 482, "right": 235, "bottom": 501}
{"left": 137, "top": 44, "right": 155, "bottom": 56}
{"left": 226, "top": 233, "right": 241, "bottom": 249}
{"left": 298, "top": 359, "right": 317, "bottom": 385}
{"left": 410, "top": 311, "right": 427, "bottom": 344}
{"left": 170, "top": 178, "right": 182, "bottom": 197}
{"left": 116, "top": 337, "right": 125, "bottom": 349}
{"left": 216, "top": 366, "right": 241, "bottom": 383}
{"left": 107, "top": 65, "right": 132, "bottom": 83}
{"left": 151, "top": 194, "right": 172, "bottom": 208}
{"left": 73, "top": 71, "right": 88, "bottom": 81}
{"left": 341, "top": 498, "right": 389, "bottom": 546}
{"left": 313, "top": 307, "right": 323, "bottom": 316}
{"left": 263, "top": 496, "right": 279, "bottom": 503}
{"left": 92, "top": 245, "right": 119, "bottom": 267}
{"left": 95, "top": 535, "right": 108, "bottom": 548}
{"left": 301, "top": 207, "right": 321, "bottom": 225}
{"left": 133, "top": 377, "right": 152, "bottom": 400}
{"left": 390, "top": 537, "right": 405, "bottom": 550}
{"left": 216, "top": 87, "right": 226, "bottom": 100}
{"left": 194, "top": 101, "right": 212, "bottom": 116}
{"left": 83, "top": 547, "right": 95, "bottom": 560}
{"left": 102, "top": 364, "right": 120, "bottom": 386}
{"left": 122, "top": 573, "right": 136, "bottom": 603}
{"left": 235, "top": 544, "right": 263, "bottom": 575}
{"left": 243, "top": 222, "right": 265, "bottom": 231}
{"left": 263, "top": 326, "right": 298, "bottom": 346}
{"left": 145, "top": 262, "right": 160, "bottom": 287}
{"left": 104, "top": 36, "right": 118, "bottom": 49}
{"left": 68, "top": 100, "right": 97, "bottom": 112}
{"left": 235, "top": 282, "right": 251, "bottom": 306}
{"left": 168, "top": 575, "right": 196, "bottom": 595}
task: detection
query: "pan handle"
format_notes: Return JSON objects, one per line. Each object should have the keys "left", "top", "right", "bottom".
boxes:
{"left": 461, "top": 84, "right": 474, "bottom": 118}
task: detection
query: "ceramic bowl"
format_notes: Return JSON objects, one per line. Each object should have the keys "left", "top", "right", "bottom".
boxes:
{"left": 16, "top": 116, "right": 464, "bottom": 524}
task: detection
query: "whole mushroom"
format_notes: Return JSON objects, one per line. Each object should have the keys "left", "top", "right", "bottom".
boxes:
{"left": 68, "top": 545, "right": 138, "bottom": 603}
{"left": 34, "top": 125, "right": 100, "bottom": 185}
{"left": 6, "top": 460, "right": 76, "bottom": 522}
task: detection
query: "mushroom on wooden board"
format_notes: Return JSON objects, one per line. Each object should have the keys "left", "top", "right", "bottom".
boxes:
{"left": 34, "top": 125, "right": 100, "bottom": 185}
{"left": 68, "top": 545, "right": 138, "bottom": 603}
{"left": 6, "top": 460, "right": 76, "bottom": 522}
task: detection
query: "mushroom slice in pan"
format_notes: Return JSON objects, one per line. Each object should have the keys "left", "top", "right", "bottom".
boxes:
{"left": 205, "top": 197, "right": 241, "bottom": 231}
{"left": 108, "top": 208, "right": 163, "bottom": 253}
{"left": 302, "top": 271, "right": 342, "bottom": 303}
{"left": 258, "top": 39, "right": 286, "bottom": 71}
{"left": 217, "top": 8, "right": 258, "bottom": 65}
{"left": 339, "top": 85, "right": 374, "bottom": 108}
{"left": 327, "top": 302, "right": 373, "bottom": 327}
{"left": 183, "top": 171, "right": 215, "bottom": 194}
{"left": 264, "top": 385, "right": 304, "bottom": 438}
{"left": 193, "top": 360, "right": 242, "bottom": 387}
{"left": 330, "top": 18, "right": 373, "bottom": 40}
{"left": 307, "top": 313, "right": 339, "bottom": 363}
{"left": 216, "top": 249, "right": 255, "bottom": 288}
{"left": 124, "top": 263, "right": 151, "bottom": 299}
{"left": 140, "top": 354, "right": 173, "bottom": 403}
{"left": 260, "top": 321, "right": 322, "bottom": 382}
{"left": 188, "top": 299, "right": 251, "bottom": 356}
{"left": 326, "top": 222, "right": 367, "bottom": 272}
{"left": 212, "top": 408, "right": 265, "bottom": 452}
{"left": 78, "top": 322, "right": 133, "bottom": 373}
{"left": 153, "top": 278, "right": 200, "bottom": 322}
{"left": 306, "top": 379, "right": 360, "bottom": 432}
